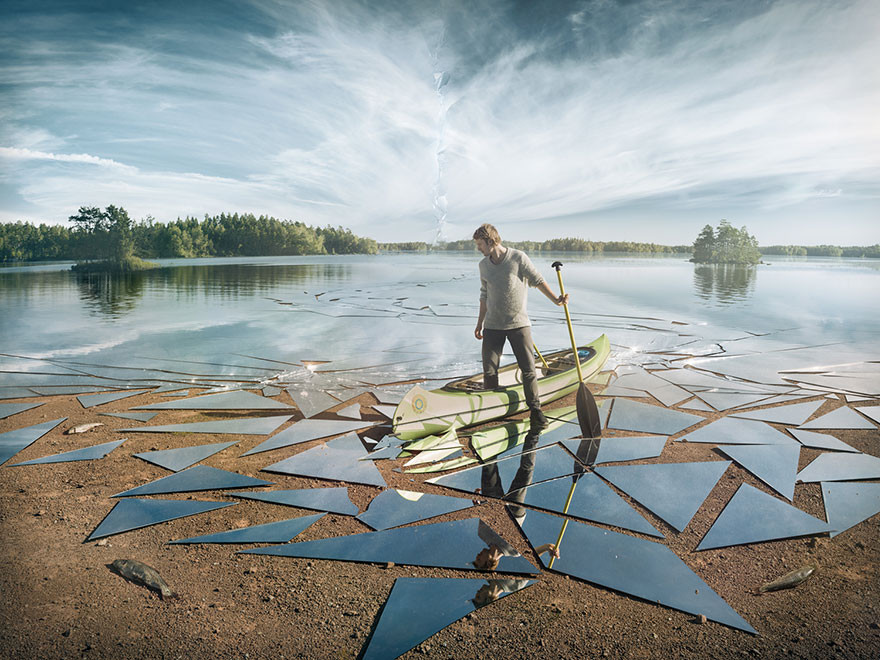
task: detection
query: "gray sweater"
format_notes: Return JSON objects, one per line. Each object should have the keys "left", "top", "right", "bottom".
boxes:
{"left": 479, "top": 247, "right": 545, "bottom": 330}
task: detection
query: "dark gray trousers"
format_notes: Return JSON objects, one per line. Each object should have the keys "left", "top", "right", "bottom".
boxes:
{"left": 481, "top": 326, "right": 540, "bottom": 411}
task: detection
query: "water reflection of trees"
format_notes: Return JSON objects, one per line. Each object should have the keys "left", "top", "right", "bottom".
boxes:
{"left": 75, "top": 271, "right": 146, "bottom": 318}
{"left": 693, "top": 264, "right": 757, "bottom": 305}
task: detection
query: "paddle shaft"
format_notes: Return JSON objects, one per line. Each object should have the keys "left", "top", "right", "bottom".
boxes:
{"left": 554, "top": 267, "right": 584, "bottom": 383}
{"left": 533, "top": 343, "right": 550, "bottom": 372}
{"left": 547, "top": 480, "right": 577, "bottom": 569}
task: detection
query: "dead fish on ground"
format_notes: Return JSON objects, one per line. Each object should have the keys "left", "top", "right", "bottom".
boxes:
{"left": 65, "top": 423, "right": 104, "bottom": 435}
{"left": 758, "top": 563, "right": 818, "bottom": 593}
{"left": 109, "top": 559, "right": 177, "bottom": 600}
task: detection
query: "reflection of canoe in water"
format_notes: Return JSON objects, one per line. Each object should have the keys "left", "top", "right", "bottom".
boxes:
{"left": 392, "top": 334, "right": 610, "bottom": 441}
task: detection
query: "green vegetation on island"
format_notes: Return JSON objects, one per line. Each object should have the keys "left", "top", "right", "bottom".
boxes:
{"left": 691, "top": 220, "right": 762, "bottom": 264}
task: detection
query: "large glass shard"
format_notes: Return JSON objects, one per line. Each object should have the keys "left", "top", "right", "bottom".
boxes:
{"left": 471, "top": 405, "right": 580, "bottom": 461}
{"left": 511, "top": 473, "right": 662, "bottom": 537}
{"left": 517, "top": 509, "right": 755, "bottom": 634}
{"left": 821, "top": 482, "right": 880, "bottom": 538}
{"left": 798, "top": 406, "right": 876, "bottom": 430}
{"left": 717, "top": 444, "right": 800, "bottom": 500}
{"left": 796, "top": 453, "right": 880, "bottom": 483}
{"left": 133, "top": 390, "right": 293, "bottom": 410}
{"left": 561, "top": 435, "right": 667, "bottom": 465}
{"left": 11, "top": 439, "right": 125, "bottom": 465}
{"left": 0, "top": 388, "right": 42, "bottom": 400}
{"left": 0, "top": 402, "right": 43, "bottom": 420}
{"left": 287, "top": 387, "right": 340, "bottom": 418}
{"left": 679, "top": 417, "right": 797, "bottom": 445}
{"left": 606, "top": 398, "right": 702, "bottom": 435}
{"left": 99, "top": 411, "right": 158, "bottom": 422}
{"left": 854, "top": 405, "right": 880, "bottom": 424}
{"left": 697, "top": 483, "right": 831, "bottom": 550}
{"left": 0, "top": 417, "right": 67, "bottom": 466}
{"left": 118, "top": 415, "right": 293, "bottom": 435}
{"left": 86, "top": 498, "right": 234, "bottom": 541}
{"left": 113, "top": 465, "right": 272, "bottom": 497}
{"left": 371, "top": 404, "right": 397, "bottom": 419}
{"left": 357, "top": 489, "right": 474, "bottom": 530}
{"left": 335, "top": 403, "right": 361, "bottom": 419}
{"left": 169, "top": 513, "right": 325, "bottom": 544}
{"left": 242, "top": 419, "right": 373, "bottom": 456}
{"left": 77, "top": 389, "right": 149, "bottom": 409}
{"left": 404, "top": 456, "right": 479, "bottom": 474}
{"left": 240, "top": 518, "right": 537, "bottom": 575}
{"left": 402, "top": 445, "right": 462, "bottom": 467}
{"left": 361, "top": 577, "right": 535, "bottom": 660}
{"left": 133, "top": 441, "right": 238, "bottom": 472}
{"left": 692, "top": 391, "right": 774, "bottom": 411}
{"left": 262, "top": 433, "right": 387, "bottom": 487}
{"left": 788, "top": 428, "right": 859, "bottom": 453}
{"left": 360, "top": 445, "right": 403, "bottom": 461}
{"left": 595, "top": 461, "right": 731, "bottom": 532}
{"left": 373, "top": 389, "right": 405, "bottom": 405}
{"left": 678, "top": 398, "right": 714, "bottom": 412}
{"left": 232, "top": 487, "right": 358, "bottom": 515}
{"left": 729, "top": 400, "right": 825, "bottom": 426}
{"left": 733, "top": 393, "right": 817, "bottom": 409}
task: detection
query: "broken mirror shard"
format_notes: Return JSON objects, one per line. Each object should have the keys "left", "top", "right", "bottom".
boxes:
{"left": 798, "top": 406, "right": 876, "bottom": 430}
{"left": 361, "top": 577, "right": 535, "bottom": 660}
{"left": 594, "top": 461, "right": 731, "bottom": 532}
{"left": 404, "top": 456, "right": 479, "bottom": 474}
{"left": 335, "top": 403, "right": 361, "bottom": 419}
{"left": 733, "top": 393, "right": 818, "bottom": 409}
{"left": 697, "top": 483, "right": 832, "bottom": 551}
{"left": 360, "top": 445, "right": 403, "bottom": 461}
{"left": 821, "top": 482, "right": 880, "bottom": 538}
{"left": 133, "top": 441, "right": 238, "bottom": 472}
{"left": 113, "top": 465, "right": 272, "bottom": 497}
{"left": 787, "top": 429, "right": 860, "bottom": 453}
{"left": 356, "top": 489, "right": 474, "bottom": 530}
{"left": 729, "top": 400, "right": 825, "bottom": 426}
{"left": 133, "top": 390, "right": 293, "bottom": 410}
{"left": 678, "top": 398, "right": 714, "bottom": 412}
{"left": 403, "top": 446, "right": 462, "bottom": 467}
{"left": 11, "top": 439, "right": 125, "bottom": 465}
{"left": 241, "top": 419, "right": 373, "bottom": 456}
{"left": 373, "top": 389, "right": 405, "bottom": 405}
{"left": 240, "top": 518, "right": 537, "bottom": 575}
{"left": 77, "top": 389, "right": 149, "bottom": 409}
{"left": 516, "top": 509, "right": 755, "bottom": 634}
{"left": 691, "top": 391, "right": 775, "bottom": 412}
{"left": 796, "top": 453, "right": 880, "bottom": 483}
{"left": 854, "top": 405, "right": 880, "bottom": 424}
{"left": 717, "top": 444, "right": 800, "bottom": 501}
{"left": 99, "top": 411, "right": 158, "bottom": 422}
{"left": 86, "top": 498, "right": 235, "bottom": 541}
{"left": 678, "top": 417, "right": 797, "bottom": 446}
{"left": 262, "top": 433, "right": 387, "bottom": 488}
{"left": 286, "top": 387, "right": 339, "bottom": 418}
{"left": 118, "top": 415, "right": 293, "bottom": 435}
{"left": 169, "top": 512, "right": 325, "bottom": 544}
{"left": 371, "top": 404, "right": 397, "bottom": 419}
{"left": 0, "top": 402, "right": 43, "bottom": 420}
{"left": 470, "top": 405, "right": 581, "bottom": 461}
{"left": 231, "top": 487, "right": 358, "bottom": 516}
{"left": 560, "top": 435, "right": 667, "bottom": 465}
{"left": 605, "top": 398, "right": 703, "bottom": 436}
{"left": 509, "top": 473, "right": 662, "bottom": 537}
{"left": 0, "top": 417, "right": 67, "bottom": 466}
{"left": 161, "top": 389, "right": 190, "bottom": 397}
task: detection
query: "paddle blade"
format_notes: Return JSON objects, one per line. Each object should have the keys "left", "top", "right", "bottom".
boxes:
{"left": 576, "top": 384, "right": 601, "bottom": 438}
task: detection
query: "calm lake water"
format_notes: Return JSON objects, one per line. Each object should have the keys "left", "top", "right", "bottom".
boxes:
{"left": 1, "top": 253, "right": 878, "bottom": 388}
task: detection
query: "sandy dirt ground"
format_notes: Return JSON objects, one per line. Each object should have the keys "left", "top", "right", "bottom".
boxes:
{"left": 1, "top": 388, "right": 878, "bottom": 660}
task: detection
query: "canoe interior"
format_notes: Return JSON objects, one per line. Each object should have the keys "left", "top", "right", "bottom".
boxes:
{"left": 443, "top": 345, "right": 596, "bottom": 393}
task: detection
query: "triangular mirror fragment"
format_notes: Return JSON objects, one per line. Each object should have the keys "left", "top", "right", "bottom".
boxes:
{"left": 133, "top": 390, "right": 293, "bottom": 410}
{"left": 113, "top": 465, "right": 272, "bottom": 497}
{"left": 242, "top": 419, "right": 372, "bottom": 456}
{"left": 241, "top": 518, "right": 537, "bottom": 574}
{"left": 853, "top": 405, "right": 880, "bottom": 425}
{"left": 361, "top": 577, "right": 535, "bottom": 660}
{"left": 561, "top": 435, "right": 667, "bottom": 465}
{"left": 335, "top": 403, "right": 361, "bottom": 419}
{"left": 133, "top": 441, "right": 238, "bottom": 472}
{"left": 77, "top": 389, "right": 149, "bottom": 409}
{"left": 119, "top": 415, "right": 293, "bottom": 435}
{"left": 356, "top": 489, "right": 474, "bottom": 530}
{"left": 12, "top": 439, "right": 125, "bottom": 465}
{"left": 231, "top": 487, "right": 358, "bottom": 515}
{"left": 717, "top": 444, "right": 800, "bottom": 500}
{"left": 799, "top": 406, "right": 876, "bottom": 430}
{"left": 678, "top": 398, "right": 713, "bottom": 412}
{"left": 262, "top": 433, "right": 386, "bottom": 487}
{"left": 594, "top": 461, "right": 730, "bottom": 532}
{"left": 787, "top": 429, "right": 859, "bottom": 453}
{"left": 0, "top": 402, "right": 43, "bottom": 420}
{"left": 516, "top": 509, "right": 755, "bottom": 634}
{"left": 0, "top": 417, "right": 67, "bottom": 466}
{"left": 99, "top": 411, "right": 158, "bottom": 422}
{"left": 169, "top": 513, "right": 325, "bottom": 544}
{"left": 86, "top": 498, "right": 234, "bottom": 541}
{"left": 797, "top": 453, "right": 880, "bottom": 483}
{"left": 692, "top": 391, "right": 774, "bottom": 411}
{"left": 606, "top": 398, "right": 702, "bottom": 435}
{"left": 404, "top": 456, "right": 479, "bottom": 474}
{"left": 697, "top": 483, "right": 831, "bottom": 550}
{"left": 729, "top": 400, "right": 825, "bottom": 425}
{"left": 287, "top": 387, "right": 339, "bottom": 418}
{"left": 679, "top": 417, "right": 797, "bottom": 445}
{"left": 821, "top": 482, "right": 880, "bottom": 538}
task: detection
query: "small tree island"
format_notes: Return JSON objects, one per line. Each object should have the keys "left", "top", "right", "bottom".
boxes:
{"left": 691, "top": 220, "right": 762, "bottom": 264}
{"left": 69, "top": 205, "right": 158, "bottom": 272}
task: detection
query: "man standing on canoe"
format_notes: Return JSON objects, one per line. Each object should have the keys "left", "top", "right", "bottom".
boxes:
{"left": 473, "top": 223, "right": 569, "bottom": 429}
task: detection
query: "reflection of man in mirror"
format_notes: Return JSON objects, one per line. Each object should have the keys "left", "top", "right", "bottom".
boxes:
{"left": 473, "top": 223, "right": 569, "bottom": 430}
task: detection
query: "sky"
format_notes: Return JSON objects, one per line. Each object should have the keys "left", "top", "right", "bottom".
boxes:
{"left": 1, "top": 0, "right": 878, "bottom": 245}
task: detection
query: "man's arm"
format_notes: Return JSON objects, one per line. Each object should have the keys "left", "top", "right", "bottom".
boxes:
{"left": 536, "top": 280, "right": 569, "bottom": 306}
{"left": 475, "top": 299, "right": 487, "bottom": 340}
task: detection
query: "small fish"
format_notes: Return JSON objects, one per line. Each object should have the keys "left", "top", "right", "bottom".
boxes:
{"left": 109, "top": 559, "right": 177, "bottom": 600}
{"left": 65, "top": 422, "right": 104, "bottom": 435}
{"left": 759, "top": 563, "right": 817, "bottom": 593}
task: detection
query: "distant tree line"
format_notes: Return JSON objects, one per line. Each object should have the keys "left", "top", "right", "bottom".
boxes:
{"left": 379, "top": 238, "right": 692, "bottom": 253}
{"left": 759, "top": 244, "right": 880, "bottom": 258}
{"left": 0, "top": 209, "right": 378, "bottom": 263}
